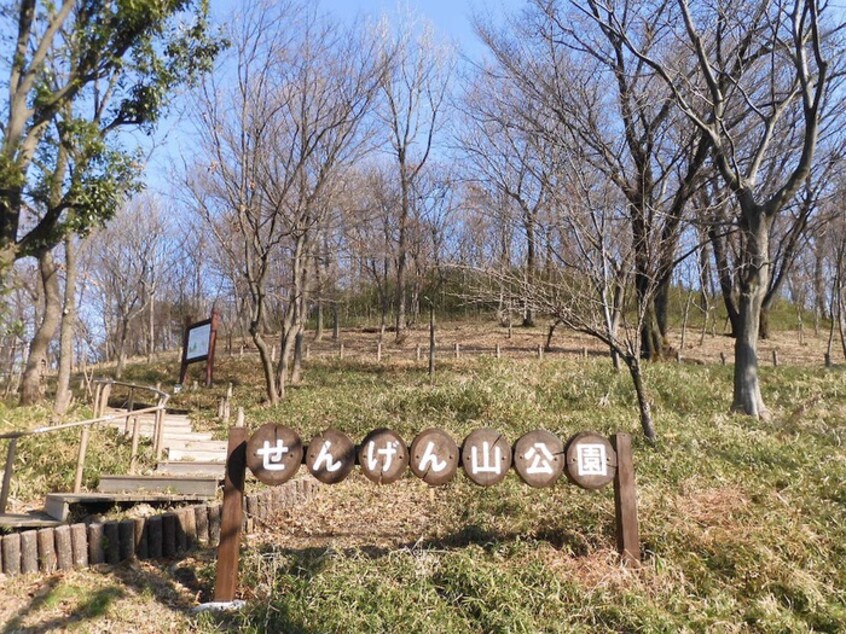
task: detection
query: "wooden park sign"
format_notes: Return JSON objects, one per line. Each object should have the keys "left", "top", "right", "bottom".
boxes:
{"left": 213, "top": 424, "right": 640, "bottom": 602}
{"left": 178, "top": 312, "right": 220, "bottom": 387}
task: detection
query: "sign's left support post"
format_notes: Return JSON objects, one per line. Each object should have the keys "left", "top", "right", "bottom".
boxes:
{"left": 213, "top": 418, "right": 247, "bottom": 602}
{"left": 178, "top": 315, "right": 193, "bottom": 386}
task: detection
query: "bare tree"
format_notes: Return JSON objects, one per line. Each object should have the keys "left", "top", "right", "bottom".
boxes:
{"left": 476, "top": 0, "right": 711, "bottom": 358}
{"left": 591, "top": 0, "right": 840, "bottom": 416}
{"left": 187, "top": 2, "right": 383, "bottom": 404}
{"left": 85, "top": 197, "right": 171, "bottom": 378}
{"left": 377, "top": 14, "right": 452, "bottom": 341}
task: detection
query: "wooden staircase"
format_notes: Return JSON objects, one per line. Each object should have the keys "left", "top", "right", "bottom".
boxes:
{"left": 40, "top": 409, "right": 228, "bottom": 522}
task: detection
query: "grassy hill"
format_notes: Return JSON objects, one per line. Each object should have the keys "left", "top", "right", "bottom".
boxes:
{"left": 2, "top": 324, "right": 846, "bottom": 632}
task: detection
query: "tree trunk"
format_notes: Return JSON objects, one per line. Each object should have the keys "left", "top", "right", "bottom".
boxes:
{"left": 623, "top": 356, "right": 656, "bottom": 442}
{"left": 758, "top": 308, "right": 771, "bottom": 340}
{"left": 709, "top": 222, "right": 740, "bottom": 337}
{"left": 395, "top": 171, "right": 410, "bottom": 342}
{"left": 54, "top": 237, "right": 79, "bottom": 414}
{"left": 523, "top": 207, "right": 536, "bottom": 328}
{"left": 20, "top": 250, "right": 62, "bottom": 405}
{"left": 731, "top": 207, "right": 771, "bottom": 417}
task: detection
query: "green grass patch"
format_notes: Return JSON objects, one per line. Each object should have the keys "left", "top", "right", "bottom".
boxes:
{"left": 186, "top": 355, "right": 846, "bottom": 633}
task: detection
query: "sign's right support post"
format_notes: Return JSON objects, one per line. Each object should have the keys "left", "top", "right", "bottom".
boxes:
{"left": 611, "top": 432, "right": 640, "bottom": 566}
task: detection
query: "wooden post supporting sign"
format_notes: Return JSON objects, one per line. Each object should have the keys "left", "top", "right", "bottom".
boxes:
{"left": 611, "top": 433, "right": 640, "bottom": 566}
{"left": 213, "top": 423, "right": 247, "bottom": 602}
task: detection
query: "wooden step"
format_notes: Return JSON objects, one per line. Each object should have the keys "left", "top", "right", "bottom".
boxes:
{"left": 161, "top": 440, "right": 228, "bottom": 451}
{"left": 44, "top": 492, "right": 214, "bottom": 522}
{"left": 97, "top": 475, "right": 219, "bottom": 496}
{"left": 0, "top": 511, "right": 64, "bottom": 529}
{"left": 159, "top": 432, "right": 214, "bottom": 441}
{"left": 155, "top": 461, "right": 227, "bottom": 477}
{"left": 166, "top": 449, "right": 227, "bottom": 462}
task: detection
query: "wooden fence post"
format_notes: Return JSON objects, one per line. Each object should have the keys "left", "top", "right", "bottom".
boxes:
{"left": 428, "top": 305, "right": 436, "bottom": 377}
{"left": 0, "top": 438, "right": 18, "bottom": 513}
{"left": 73, "top": 426, "right": 90, "bottom": 493}
{"left": 129, "top": 417, "right": 140, "bottom": 474}
{"left": 213, "top": 421, "right": 247, "bottom": 602}
{"left": 611, "top": 433, "right": 640, "bottom": 566}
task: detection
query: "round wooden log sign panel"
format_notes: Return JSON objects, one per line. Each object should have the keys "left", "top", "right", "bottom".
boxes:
{"left": 306, "top": 429, "right": 356, "bottom": 484}
{"left": 563, "top": 431, "right": 616, "bottom": 490}
{"left": 513, "top": 430, "right": 564, "bottom": 488}
{"left": 246, "top": 423, "right": 303, "bottom": 485}
{"left": 461, "top": 428, "right": 512, "bottom": 486}
{"left": 358, "top": 428, "right": 409, "bottom": 484}
{"left": 409, "top": 428, "right": 459, "bottom": 486}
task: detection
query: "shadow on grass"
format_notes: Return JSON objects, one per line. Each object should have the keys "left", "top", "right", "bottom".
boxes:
{"left": 1, "top": 559, "right": 202, "bottom": 634}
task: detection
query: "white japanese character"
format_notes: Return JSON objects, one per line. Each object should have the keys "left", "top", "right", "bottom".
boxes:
{"left": 576, "top": 444, "right": 607, "bottom": 476}
{"left": 418, "top": 441, "right": 448, "bottom": 473}
{"left": 257, "top": 439, "right": 289, "bottom": 471}
{"left": 525, "top": 442, "right": 555, "bottom": 475}
{"left": 312, "top": 440, "right": 342, "bottom": 473}
{"left": 366, "top": 440, "right": 399, "bottom": 472}
{"left": 470, "top": 441, "right": 502, "bottom": 475}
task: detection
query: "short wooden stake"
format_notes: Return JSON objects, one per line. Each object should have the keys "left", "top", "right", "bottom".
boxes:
{"left": 208, "top": 505, "right": 221, "bottom": 546}
{"left": 147, "top": 516, "right": 163, "bottom": 559}
{"left": 720, "top": 352, "right": 726, "bottom": 365}
{"left": 38, "top": 528, "right": 57, "bottom": 573}
{"left": 195, "top": 505, "right": 210, "bottom": 543}
{"left": 496, "top": 343, "right": 501, "bottom": 359}
{"left": 339, "top": 343, "right": 345, "bottom": 359}
{"left": 119, "top": 519, "right": 135, "bottom": 561}
{"left": 3, "top": 532, "right": 21, "bottom": 575}
{"left": 377, "top": 342, "right": 382, "bottom": 362}
{"left": 104, "top": 521, "right": 120, "bottom": 564}
{"left": 71, "top": 523, "right": 88, "bottom": 568}
{"left": 55, "top": 525, "right": 73, "bottom": 570}
{"left": 416, "top": 344, "right": 421, "bottom": 361}
{"left": 213, "top": 425, "right": 248, "bottom": 602}
{"left": 538, "top": 344, "right": 543, "bottom": 359}
{"left": 582, "top": 346, "right": 588, "bottom": 359}
{"left": 133, "top": 517, "right": 148, "bottom": 559}
{"left": 454, "top": 342, "right": 460, "bottom": 359}
{"left": 20, "top": 530, "right": 38, "bottom": 574}
{"left": 88, "top": 524, "right": 105, "bottom": 564}
{"left": 772, "top": 350, "right": 779, "bottom": 367}
{"left": 611, "top": 433, "right": 640, "bottom": 566}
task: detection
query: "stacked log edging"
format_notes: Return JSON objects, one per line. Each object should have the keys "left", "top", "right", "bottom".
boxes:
{"left": 0, "top": 478, "right": 317, "bottom": 578}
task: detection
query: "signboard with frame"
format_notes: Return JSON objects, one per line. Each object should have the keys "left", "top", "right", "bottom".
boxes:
{"left": 178, "top": 312, "right": 220, "bottom": 387}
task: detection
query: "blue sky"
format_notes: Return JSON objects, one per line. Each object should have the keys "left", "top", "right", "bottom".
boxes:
{"left": 139, "top": 0, "right": 525, "bottom": 193}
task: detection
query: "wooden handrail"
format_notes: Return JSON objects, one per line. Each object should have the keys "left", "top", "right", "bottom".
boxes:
{"left": 0, "top": 379, "right": 171, "bottom": 513}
